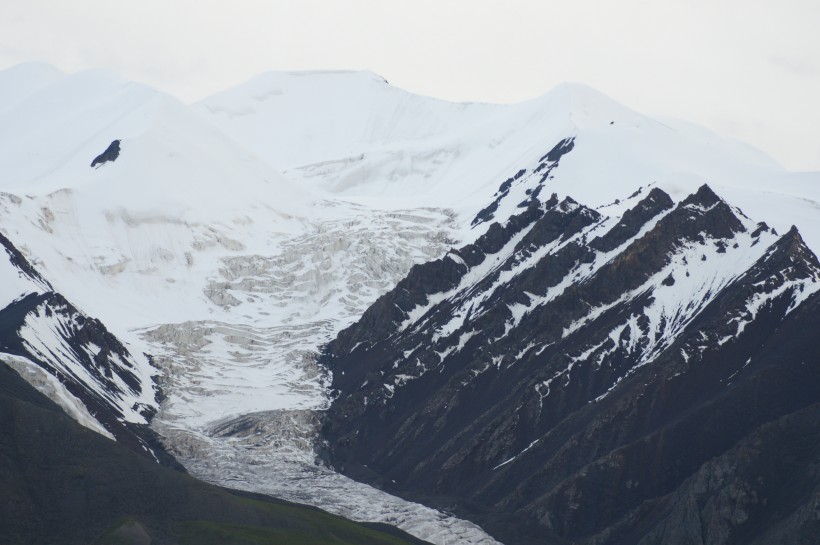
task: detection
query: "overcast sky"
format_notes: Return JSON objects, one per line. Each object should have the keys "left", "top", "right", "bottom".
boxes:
{"left": 2, "top": 0, "right": 818, "bottom": 170}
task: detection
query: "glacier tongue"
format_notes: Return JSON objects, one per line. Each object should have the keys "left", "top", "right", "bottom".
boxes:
{"left": 0, "top": 62, "right": 502, "bottom": 540}
{"left": 154, "top": 411, "right": 500, "bottom": 545}
{"left": 134, "top": 207, "right": 501, "bottom": 544}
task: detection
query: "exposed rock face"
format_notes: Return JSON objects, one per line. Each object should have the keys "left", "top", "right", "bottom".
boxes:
{"left": 90, "top": 139, "right": 121, "bottom": 167}
{"left": 321, "top": 184, "right": 820, "bottom": 544}
{"left": 472, "top": 137, "right": 576, "bottom": 227}
{"left": 0, "top": 228, "right": 173, "bottom": 466}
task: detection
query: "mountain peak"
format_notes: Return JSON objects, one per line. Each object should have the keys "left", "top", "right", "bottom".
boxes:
{"left": 262, "top": 68, "right": 389, "bottom": 84}
{"left": 0, "top": 61, "right": 65, "bottom": 113}
{"left": 529, "top": 81, "right": 648, "bottom": 130}
{"left": 0, "top": 61, "right": 64, "bottom": 80}
{"left": 681, "top": 183, "right": 722, "bottom": 207}
{"left": 200, "top": 68, "right": 392, "bottom": 107}
{"left": 764, "top": 224, "right": 820, "bottom": 276}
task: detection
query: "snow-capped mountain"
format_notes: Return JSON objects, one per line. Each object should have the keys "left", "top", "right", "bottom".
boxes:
{"left": 196, "top": 71, "right": 820, "bottom": 252}
{"left": 321, "top": 178, "right": 820, "bottom": 543}
{"left": 0, "top": 63, "right": 497, "bottom": 544}
{"left": 1, "top": 62, "right": 819, "bottom": 545}
{"left": 0, "top": 225, "right": 173, "bottom": 464}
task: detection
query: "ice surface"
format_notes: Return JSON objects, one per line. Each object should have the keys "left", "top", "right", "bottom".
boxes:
{"left": 2, "top": 62, "right": 820, "bottom": 545}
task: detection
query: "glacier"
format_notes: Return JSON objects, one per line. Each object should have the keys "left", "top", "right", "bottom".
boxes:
{"left": 1, "top": 62, "right": 820, "bottom": 544}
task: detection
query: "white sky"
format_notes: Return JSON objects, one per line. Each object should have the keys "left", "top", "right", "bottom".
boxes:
{"left": 2, "top": 0, "right": 819, "bottom": 170}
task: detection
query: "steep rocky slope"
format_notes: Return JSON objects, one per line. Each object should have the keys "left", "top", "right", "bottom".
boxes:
{"left": 3, "top": 63, "right": 820, "bottom": 544}
{"left": 321, "top": 184, "right": 820, "bottom": 544}
{"left": 0, "top": 227, "right": 171, "bottom": 464}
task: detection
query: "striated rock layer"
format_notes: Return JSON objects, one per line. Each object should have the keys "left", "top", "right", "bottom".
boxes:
{"left": 321, "top": 184, "right": 820, "bottom": 545}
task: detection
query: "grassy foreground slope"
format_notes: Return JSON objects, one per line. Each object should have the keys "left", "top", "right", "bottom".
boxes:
{"left": 0, "top": 360, "right": 429, "bottom": 545}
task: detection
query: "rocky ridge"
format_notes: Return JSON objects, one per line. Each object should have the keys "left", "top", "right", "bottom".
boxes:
{"left": 321, "top": 182, "right": 820, "bottom": 544}
{"left": 0, "top": 228, "right": 172, "bottom": 465}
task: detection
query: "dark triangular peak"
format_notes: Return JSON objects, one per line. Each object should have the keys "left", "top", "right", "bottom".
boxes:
{"left": 472, "top": 136, "right": 577, "bottom": 227}
{"left": 539, "top": 136, "right": 576, "bottom": 163}
{"left": 510, "top": 194, "right": 599, "bottom": 257}
{"left": 589, "top": 187, "right": 674, "bottom": 253}
{"left": 677, "top": 183, "right": 746, "bottom": 239}
{"left": 681, "top": 182, "right": 722, "bottom": 207}
{"left": 761, "top": 225, "right": 820, "bottom": 278}
{"left": 724, "top": 226, "right": 818, "bottom": 325}
{"left": 603, "top": 184, "right": 744, "bottom": 274}
{"left": 321, "top": 178, "right": 820, "bottom": 545}
{"left": 90, "top": 139, "right": 121, "bottom": 168}
{"left": 672, "top": 224, "right": 820, "bottom": 375}
{"left": 730, "top": 225, "right": 820, "bottom": 292}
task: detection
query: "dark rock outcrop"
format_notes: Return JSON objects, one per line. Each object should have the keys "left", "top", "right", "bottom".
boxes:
{"left": 472, "top": 137, "right": 575, "bottom": 226}
{"left": 321, "top": 184, "right": 820, "bottom": 545}
{"left": 90, "top": 139, "right": 121, "bottom": 168}
{"left": 0, "top": 229, "right": 174, "bottom": 466}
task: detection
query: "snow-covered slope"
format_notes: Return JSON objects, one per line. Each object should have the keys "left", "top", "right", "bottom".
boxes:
{"left": 0, "top": 63, "right": 497, "bottom": 544}
{"left": 1, "top": 62, "right": 819, "bottom": 545}
{"left": 0, "top": 66, "right": 317, "bottom": 329}
{"left": 197, "top": 73, "right": 820, "bottom": 255}
{"left": 3, "top": 64, "right": 816, "bottom": 335}
{"left": 0, "top": 228, "right": 167, "bottom": 462}
{"left": 0, "top": 62, "right": 64, "bottom": 115}
{"left": 2, "top": 65, "right": 813, "bottom": 278}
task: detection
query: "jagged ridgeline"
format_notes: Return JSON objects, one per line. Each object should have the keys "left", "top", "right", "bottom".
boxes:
{"left": 321, "top": 184, "right": 820, "bottom": 545}
{"left": 4, "top": 63, "right": 820, "bottom": 545}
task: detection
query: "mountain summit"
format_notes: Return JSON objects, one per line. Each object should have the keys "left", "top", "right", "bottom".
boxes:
{"left": 0, "top": 62, "right": 819, "bottom": 545}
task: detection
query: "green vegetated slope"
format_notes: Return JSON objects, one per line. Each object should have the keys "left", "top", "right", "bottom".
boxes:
{"left": 0, "top": 360, "right": 429, "bottom": 545}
